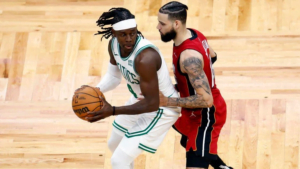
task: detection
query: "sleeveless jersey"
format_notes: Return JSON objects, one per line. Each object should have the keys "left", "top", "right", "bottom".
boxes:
{"left": 172, "top": 28, "right": 221, "bottom": 115}
{"left": 111, "top": 35, "right": 178, "bottom": 102}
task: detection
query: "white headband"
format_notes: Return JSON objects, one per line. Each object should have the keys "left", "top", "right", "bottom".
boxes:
{"left": 112, "top": 19, "right": 137, "bottom": 31}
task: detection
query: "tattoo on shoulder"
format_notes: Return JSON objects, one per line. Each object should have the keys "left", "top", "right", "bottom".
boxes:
{"left": 183, "top": 57, "right": 211, "bottom": 95}
{"left": 183, "top": 57, "right": 203, "bottom": 75}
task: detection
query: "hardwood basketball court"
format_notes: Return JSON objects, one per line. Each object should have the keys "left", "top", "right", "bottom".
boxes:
{"left": 0, "top": 0, "right": 299, "bottom": 169}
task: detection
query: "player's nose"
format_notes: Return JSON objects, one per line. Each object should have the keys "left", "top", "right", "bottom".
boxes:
{"left": 156, "top": 23, "right": 161, "bottom": 30}
{"left": 125, "top": 34, "right": 132, "bottom": 42}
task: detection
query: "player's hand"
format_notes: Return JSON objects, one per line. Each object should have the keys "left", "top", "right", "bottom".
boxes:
{"left": 75, "top": 85, "right": 93, "bottom": 92}
{"left": 85, "top": 96, "right": 113, "bottom": 123}
{"left": 158, "top": 92, "right": 168, "bottom": 107}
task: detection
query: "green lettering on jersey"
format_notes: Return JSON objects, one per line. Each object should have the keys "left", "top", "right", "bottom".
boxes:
{"left": 127, "top": 84, "right": 138, "bottom": 98}
{"left": 117, "top": 63, "right": 140, "bottom": 85}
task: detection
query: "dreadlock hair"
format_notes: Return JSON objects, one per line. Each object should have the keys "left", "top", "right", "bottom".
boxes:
{"left": 159, "top": 1, "right": 188, "bottom": 25}
{"left": 95, "top": 7, "right": 143, "bottom": 40}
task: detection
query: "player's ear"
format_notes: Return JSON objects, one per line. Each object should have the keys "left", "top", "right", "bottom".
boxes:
{"left": 111, "top": 28, "right": 116, "bottom": 37}
{"left": 174, "top": 20, "right": 180, "bottom": 29}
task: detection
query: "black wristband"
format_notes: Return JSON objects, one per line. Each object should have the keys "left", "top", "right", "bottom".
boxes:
{"left": 112, "top": 106, "right": 115, "bottom": 116}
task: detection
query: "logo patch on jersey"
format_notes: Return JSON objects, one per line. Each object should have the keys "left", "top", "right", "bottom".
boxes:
{"left": 128, "top": 60, "right": 133, "bottom": 67}
{"left": 173, "top": 52, "right": 178, "bottom": 58}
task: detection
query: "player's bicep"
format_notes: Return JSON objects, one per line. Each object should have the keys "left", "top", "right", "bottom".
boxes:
{"left": 135, "top": 52, "right": 159, "bottom": 101}
{"left": 181, "top": 55, "right": 211, "bottom": 95}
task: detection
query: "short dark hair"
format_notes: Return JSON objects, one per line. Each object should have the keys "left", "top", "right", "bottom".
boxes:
{"left": 159, "top": 1, "right": 188, "bottom": 25}
{"left": 95, "top": 7, "right": 143, "bottom": 40}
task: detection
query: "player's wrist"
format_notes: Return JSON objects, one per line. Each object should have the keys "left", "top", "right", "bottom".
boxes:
{"left": 112, "top": 106, "right": 116, "bottom": 116}
{"left": 168, "top": 98, "right": 177, "bottom": 107}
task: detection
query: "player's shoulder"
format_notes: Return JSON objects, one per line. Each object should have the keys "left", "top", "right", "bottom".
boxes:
{"left": 135, "top": 37, "right": 159, "bottom": 57}
{"left": 136, "top": 36, "right": 156, "bottom": 48}
{"left": 180, "top": 49, "right": 203, "bottom": 60}
{"left": 134, "top": 44, "right": 160, "bottom": 67}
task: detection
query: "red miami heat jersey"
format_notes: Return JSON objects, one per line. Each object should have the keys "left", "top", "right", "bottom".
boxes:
{"left": 172, "top": 28, "right": 227, "bottom": 157}
{"left": 172, "top": 28, "right": 220, "bottom": 116}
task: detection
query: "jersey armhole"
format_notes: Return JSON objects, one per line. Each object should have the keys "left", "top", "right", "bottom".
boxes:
{"left": 132, "top": 45, "right": 157, "bottom": 75}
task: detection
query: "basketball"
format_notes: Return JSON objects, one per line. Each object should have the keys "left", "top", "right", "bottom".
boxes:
{"left": 72, "top": 86, "right": 105, "bottom": 121}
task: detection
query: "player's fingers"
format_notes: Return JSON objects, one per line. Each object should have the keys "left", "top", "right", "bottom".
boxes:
{"left": 87, "top": 111, "right": 99, "bottom": 116}
{"left": 99, "top": 96, "right": 107, "bottom": 103}
{"left": 76, "top": 85, "right": 88, "bottom": 91}
{"left": 86, "top": 115, "right": 102, "bottom": 123}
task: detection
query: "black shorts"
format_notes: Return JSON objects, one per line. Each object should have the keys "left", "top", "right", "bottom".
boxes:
{"left": 177, "top": 133, "right": 213, "bottom": 168}
{"left": 186, "top": 149, "right": 211, "bottom": 168}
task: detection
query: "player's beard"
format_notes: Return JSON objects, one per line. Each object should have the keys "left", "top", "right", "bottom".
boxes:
{"left": 160, "top": 28, "right": 176, "bottom": 42}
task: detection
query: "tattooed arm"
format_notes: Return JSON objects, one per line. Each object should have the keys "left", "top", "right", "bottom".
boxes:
{"left": 165, "top": 50, "right": 213, "bottom": 108}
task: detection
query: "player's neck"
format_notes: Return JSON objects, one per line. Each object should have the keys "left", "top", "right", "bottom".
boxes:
{"left": 120, "top": 47, "right": 132, "bottom": 58}
{"left": 174, "top": 28, "right": 192, "bottom": 46}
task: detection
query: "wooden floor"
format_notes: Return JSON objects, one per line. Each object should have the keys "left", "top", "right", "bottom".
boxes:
{"left": 0, "top": 0, "right": 300, "bottom": 169}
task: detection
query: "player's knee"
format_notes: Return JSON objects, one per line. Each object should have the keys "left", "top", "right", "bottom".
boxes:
{"left": 110, "top": 152, "right": 127, "bottom": 168}
{"left": 107, "top": 139, "right": 117, "bottom": 152}
{"left": 107, "top": 131, "right": 123, "bottom": 153}
{"left": 110, "top": 155, "right": 120, "bottom": 167}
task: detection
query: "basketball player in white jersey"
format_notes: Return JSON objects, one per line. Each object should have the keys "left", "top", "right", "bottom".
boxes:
{"left": 78, "top": 8, "right": 179, "bottom": 169}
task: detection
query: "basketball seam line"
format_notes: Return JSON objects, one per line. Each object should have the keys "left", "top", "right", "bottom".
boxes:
{"left": 72, "top": 101, "right": 102, "bottom": 107}
{"left": 88, "top": 86, "right": 102, "bottom": 102}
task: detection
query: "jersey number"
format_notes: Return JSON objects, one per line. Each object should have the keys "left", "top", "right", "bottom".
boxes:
{"left": 127, "top": 84, "right": 138, "bottom": 98}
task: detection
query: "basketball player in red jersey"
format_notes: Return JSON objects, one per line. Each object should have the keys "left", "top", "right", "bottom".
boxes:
{"left": 156, "top": 1, "right": 233, "bottom": 169}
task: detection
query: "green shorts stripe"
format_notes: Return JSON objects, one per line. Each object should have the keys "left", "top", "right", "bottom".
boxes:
{"left": 125, "top": 109, "right": 163, "bottom": 138}
{"left": 138, "top": 144, "right": 156, "bottom": 153}
{"left": 112, "top": 121, "right": 128, "bottom": 133}
{"left": 139, "top": 143, "right": 156, "bottom": 151}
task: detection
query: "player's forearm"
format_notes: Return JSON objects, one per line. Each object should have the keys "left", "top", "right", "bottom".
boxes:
{"left": 115, "top": 99, "right": 159, "bottom": 115}
{"left": 166, "top": 94, "right": 213, "bottom": 109}
{"left": 96, "top": 62, "right": 122, "bottom": 93}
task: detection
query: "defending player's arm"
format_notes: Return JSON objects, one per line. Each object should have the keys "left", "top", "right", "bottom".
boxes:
{"left": 86, "top": 48, "right": 161, "bottom": 122}
{"left": 164, "top": 50, "right": 213, "bottom": 108}
{"left": 95, "top": 39, "right": 122, "bottom": 93}
{"left": 172, "top": 45, "right": 217, "bottom": 91}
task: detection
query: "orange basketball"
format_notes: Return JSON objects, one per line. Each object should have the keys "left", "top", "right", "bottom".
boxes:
{"left": 72, "top": 86, "right": 105, "bottom": 121}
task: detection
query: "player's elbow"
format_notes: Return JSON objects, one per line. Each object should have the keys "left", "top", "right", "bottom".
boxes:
{"left": 206, "top": 95, "right": 214, "bottom": 108}
{"left": 197, "top": 94, "right": 213, "bottom": 108}
{"left": 147, "top": 99, "right": 160, "bottom": 112}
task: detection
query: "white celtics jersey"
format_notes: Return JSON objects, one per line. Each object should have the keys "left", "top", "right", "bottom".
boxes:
{"left": 111, "top": 35, "right": 178, "bottom": 101}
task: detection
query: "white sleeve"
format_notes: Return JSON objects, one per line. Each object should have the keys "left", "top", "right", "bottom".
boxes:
{"left": 96, "top": 62, "right": 122, "bottom": 93}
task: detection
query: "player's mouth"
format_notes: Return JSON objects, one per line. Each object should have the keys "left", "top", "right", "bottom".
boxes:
{"left": 124, "top": 45, "right": 133, "bottom": 50}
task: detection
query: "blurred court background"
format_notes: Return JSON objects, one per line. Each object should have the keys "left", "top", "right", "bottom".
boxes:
{"left": 0, "top": 0, "right": 300, "bottom": 168}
